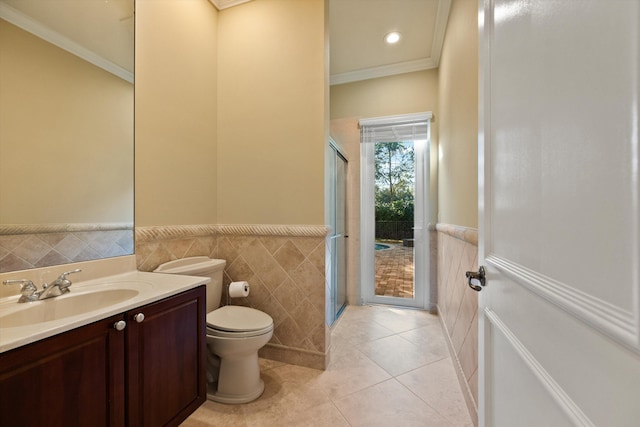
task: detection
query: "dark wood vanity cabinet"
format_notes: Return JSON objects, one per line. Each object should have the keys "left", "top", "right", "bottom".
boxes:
{"left": 0, "top": 313, "right": 126, "bottom": 426}
{"left": 0, "top": 286, "right": 206, "bottom": 427}
{"left": 126, "top": 286, "right": 207, "bottom": 426}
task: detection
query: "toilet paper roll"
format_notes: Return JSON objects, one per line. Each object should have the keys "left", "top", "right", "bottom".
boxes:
{"left": 228, "top": 281, "right": 250, "bottom": 298}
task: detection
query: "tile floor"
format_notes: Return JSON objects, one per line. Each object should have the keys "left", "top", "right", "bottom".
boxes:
{"left": 181, "top": 305, "right": 473, "bottom": 427}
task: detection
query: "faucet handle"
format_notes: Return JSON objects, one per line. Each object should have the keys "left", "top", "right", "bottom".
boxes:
{"left": 56, "top": 268, "right": 82, "bottom": 290}
{"left": 3, "top": 279, "right": 39, "bottom": 302}
{"left": 59, "top": 268, "right": 82, "bottom": 280}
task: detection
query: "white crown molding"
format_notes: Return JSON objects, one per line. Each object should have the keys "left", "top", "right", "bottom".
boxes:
{"left": 209, "top": 0, "right": 253, "bottom": 11}
{"left": 330, "top": 58, "right": 435, "bottom": 86}
{"left": 0, "top": 3, "right": 133, "bottom": 83}
{"left": 430, "top": 0, "right": 452, "bottom": 68}
{"left": 330, "top": 0, "right": 452, "bottom": 86}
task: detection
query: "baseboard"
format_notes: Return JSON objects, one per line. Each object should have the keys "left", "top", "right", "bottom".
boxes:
{"left": 437, "top": 304, "right": 478, "bottom": 426}
{"left": 259, "top": 343, "right": 327, "bottom": 371}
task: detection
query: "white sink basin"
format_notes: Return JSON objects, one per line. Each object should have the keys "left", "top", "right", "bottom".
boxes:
{"left": 0, "top": 281, "right": 151, "bottom": 329}
{"left": 0, "top": 270, "right": 209, "bottom": 354}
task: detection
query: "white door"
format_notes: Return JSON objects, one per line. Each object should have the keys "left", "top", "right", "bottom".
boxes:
{"left": 478, "top": 1, "right": 640, "bottom": 425}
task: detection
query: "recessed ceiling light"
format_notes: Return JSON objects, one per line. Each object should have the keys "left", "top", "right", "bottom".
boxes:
{"left": 385, "top": 32, "right": 401, "bottom": 44}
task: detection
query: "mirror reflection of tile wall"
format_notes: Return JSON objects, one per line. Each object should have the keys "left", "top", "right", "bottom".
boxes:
{"left": 0, "top": 229, "right": 133, "bottom": 273}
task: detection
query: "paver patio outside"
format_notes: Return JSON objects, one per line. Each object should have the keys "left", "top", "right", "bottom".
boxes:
{"left": 374, "top": 244, "right": 414, "bottom": 298}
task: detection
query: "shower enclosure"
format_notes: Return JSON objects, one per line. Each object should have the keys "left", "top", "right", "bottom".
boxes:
{"left": 327, "top": 140, "right": 347, "bottom": 325}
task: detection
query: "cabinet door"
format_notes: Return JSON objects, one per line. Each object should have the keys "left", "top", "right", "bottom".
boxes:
{"left": 126, "top": 286, "right": 206, "bottom": 427}
{"left": 0, "top": 314, "right": 126, "bottom": 427}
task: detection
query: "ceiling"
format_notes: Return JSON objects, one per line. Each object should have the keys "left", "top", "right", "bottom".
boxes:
{"left": 330, "top": 0, "right": 451, "bottom": 85}
{"left": 0, "top": 0, "right": 134, "bottom": 78}
{"left": 0, "top": 0, "right": 450, "bottom": 87}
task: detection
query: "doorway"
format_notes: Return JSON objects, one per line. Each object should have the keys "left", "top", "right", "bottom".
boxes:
{"left": 360, "top": 113, "right": 431, "bottom": 309}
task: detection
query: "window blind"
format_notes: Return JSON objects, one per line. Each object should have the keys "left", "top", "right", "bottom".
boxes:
{"left": 359, "top": 112, "right": 431, "bottom": 143}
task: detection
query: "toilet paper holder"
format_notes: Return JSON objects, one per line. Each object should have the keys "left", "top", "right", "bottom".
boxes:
{"left": 226, "top": 281, "right": 250, "bottom": 304}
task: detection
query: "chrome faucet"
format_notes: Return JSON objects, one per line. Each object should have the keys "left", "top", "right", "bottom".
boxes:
{"left": 2, "top": 269, "right": 82, "bottom": 302}
{"left": 38, "top": 269, "right": 82, "bottom": 299}
{"left": 2, "top": 279, "right": 39, "bottom": 303}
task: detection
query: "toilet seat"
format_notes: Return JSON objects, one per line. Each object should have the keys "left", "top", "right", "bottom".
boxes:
{"left": 206, "top": 306, "right": 273, "bottom": 338}
{"left": 207, "top": 325, "right": 273, "bottom": 338}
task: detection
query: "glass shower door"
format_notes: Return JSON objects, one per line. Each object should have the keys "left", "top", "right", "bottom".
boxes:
{"left": 328, "top": 142, "right": 347, "bottom": 325}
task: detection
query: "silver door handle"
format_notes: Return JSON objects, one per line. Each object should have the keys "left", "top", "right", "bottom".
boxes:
{"left": 466, "top": 266, "right": 486, "bottom": 292}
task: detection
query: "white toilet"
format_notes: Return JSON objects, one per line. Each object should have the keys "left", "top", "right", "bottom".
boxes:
{"left": 154, "top": 256, "right": 274, "bottom": 404}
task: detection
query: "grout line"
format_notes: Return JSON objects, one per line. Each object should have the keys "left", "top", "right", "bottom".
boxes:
{"left": 330, "top": 397, "right": 355, "bottom": 427}
{"left": 396, "top": 370, "right": 457, "bottom": 427}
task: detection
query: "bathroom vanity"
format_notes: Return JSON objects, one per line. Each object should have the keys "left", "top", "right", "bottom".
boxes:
{"left": 0, "top": 270, "right": 208, "bottom": 427}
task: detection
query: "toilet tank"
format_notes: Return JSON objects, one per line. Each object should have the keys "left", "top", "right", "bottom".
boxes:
{"left": 154, "top": 257, "right": 227, "bottom": 312}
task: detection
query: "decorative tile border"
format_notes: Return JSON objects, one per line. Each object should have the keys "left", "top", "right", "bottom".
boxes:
{"left": 216, "top": 224, "right": 329, "bottom": 237}
{"left": 0, "top": 222, "right": 133, "bottom": 235}
{"left": 135, "top": 225, "right": 218, "bottom": 244}
{"left": 136, "top": 224, "right": 329, "bottom": 243}
{"left": 435, "top": 223, "right": 478, "bottom": 246}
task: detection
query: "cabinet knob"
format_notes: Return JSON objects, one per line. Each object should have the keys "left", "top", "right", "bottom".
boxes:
{"left": 134, "top": 313, "right": 145, "bottom": 323}
{"left": 114, "top": 320, "right": 127, "bottom": 331}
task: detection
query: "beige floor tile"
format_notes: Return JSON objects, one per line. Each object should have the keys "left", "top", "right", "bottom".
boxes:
{"left": 182, "top": 304, "right": 476, "bottom": 426}
{"left": 399, "top": 324, "right": 450, "bottom": 363}
{"left": 368, "top": 306, "right": 435, "bottom": 334}
{"left": 331, "top": 316, "right": 395, "bottom": 346}
{"left": 241, "top": 366, "right": 331, "bottom": 426}
{"left": 271, "top": 402, "right": 350, "bottom": 427}
{"left": 180, "top": 399, "right": 247, "bottom": 427}
{"left": 356, "top": 334, "right": 434, "bottom": 376}
{"left": 333, "top": 378, "right": 453, "bottom": 427}
{"left": 259, "top": 357, "right": 286, "bottom": 371}
{"left": 315, "top": 343, "right": 392, "bottom": 399}
{"left": 397, "top": 358, "right": 473, "bottom": 426}
{"left": 334, "top": 304, "right": 382, "bottom": 323}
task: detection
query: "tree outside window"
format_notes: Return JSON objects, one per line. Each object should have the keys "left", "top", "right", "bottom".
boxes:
{"left": 375, "top": 142, "right": 415, "bottom": 240}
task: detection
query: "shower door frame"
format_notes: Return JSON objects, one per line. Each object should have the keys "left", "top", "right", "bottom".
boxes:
{"left": 327, "top": 139, "right": 348, "bottom": 325}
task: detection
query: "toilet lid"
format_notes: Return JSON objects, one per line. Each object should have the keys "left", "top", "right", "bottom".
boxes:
{"left": 206, "top": 305, "right": 273, "bottom": 332}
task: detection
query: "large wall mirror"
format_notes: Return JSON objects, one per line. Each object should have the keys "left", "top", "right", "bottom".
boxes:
{"left": 0, "top": 0, "right": 134, "bottom": 273}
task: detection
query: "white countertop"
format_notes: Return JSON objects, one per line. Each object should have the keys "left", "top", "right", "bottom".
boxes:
{"left": 0, "top": 270, "right": 209, "bottom": 353}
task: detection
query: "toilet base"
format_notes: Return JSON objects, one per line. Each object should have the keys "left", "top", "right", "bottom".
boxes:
{"left": 207, "top": 378, "right": 265, "bottom": 404}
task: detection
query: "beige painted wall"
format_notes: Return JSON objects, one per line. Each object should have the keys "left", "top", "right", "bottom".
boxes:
{"left": 330, "top": 69, "right": 439, "bottom": 224}
{"left": 135, "top": 0, "right": 218, "bottom": 227}
{"left": 330, "top": 70, "right": 438, "bottom": 122}
{"left": 438, "top": 0, "right": 478, "bottom": 228}
{"left": 0, "top": 19, "right": 133, "bottom": 224}
{"left": 216, "top": 0, "right": 326, "bottom": 225}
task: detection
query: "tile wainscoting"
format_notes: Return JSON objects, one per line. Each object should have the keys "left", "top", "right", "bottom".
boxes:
{"left": 136, "top": 224, "right": 329, "bottom": 370}
{"left": 436, "top": 223, "right": 478, "bottom": 425}
{"left": 0, "top": 223, "right": 133, "bottom": 273}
